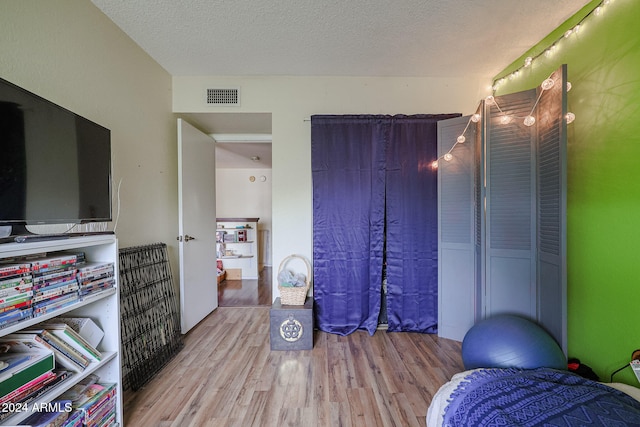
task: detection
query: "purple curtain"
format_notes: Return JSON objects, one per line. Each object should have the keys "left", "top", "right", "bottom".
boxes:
{"left": 311, "top": 115, "right": 386, "bottom": 335}
{"left": 312, "top": 114, "right": 460, "bottom": 335}
{"left": 385, "top": 115, "right": 458, "bottom": 332}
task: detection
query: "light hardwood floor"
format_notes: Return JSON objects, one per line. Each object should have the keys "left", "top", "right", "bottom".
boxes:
{"left": 123, "top": 306, "right": 463, "bottom": 427}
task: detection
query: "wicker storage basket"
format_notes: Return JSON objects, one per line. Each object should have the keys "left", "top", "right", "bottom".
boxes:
{"left": 277, "top": 254, "right": 311, "bottom": 305}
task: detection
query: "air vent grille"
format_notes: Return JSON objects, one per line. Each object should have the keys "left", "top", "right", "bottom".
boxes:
{"left": 206, "top": 88, "right": 239, "bottom": 106}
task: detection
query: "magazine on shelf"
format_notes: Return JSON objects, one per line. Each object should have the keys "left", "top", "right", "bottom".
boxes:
{"left": 0, "top": 275, "right": 32, "bottom": 291}
{"left": 29, "top": 254, "right": 78, "bottom": 275}
{"left": 0, "top": 333, "right": 83, "bottom": 373}
{"left": 0, "top": 352, "right": 55, "bottom": 398}
{"left": 0, "top": 263, "right": 31, "bottom": 279}
{"left": 0, "top": 307, "right": 33, "bottom": 328}
{"left": 33, "top": 268, "right": 77, "bottom": 288}
{"left": 0, "top": 299, "right": 33, "bottom": 314}
{"left": 41, "top": 323, "right": 102, "bottom": 362}
{"left": 54, "top": 318, "right": 104, "bottom": 349}
{"left": 33, "top": 282, "right": 80, "bottom": 303}
{"left": 33, "top": 293, "right": 80, "bottom": 317}
{"left": 20, "top": 329, "right": 90, "bottom": 370}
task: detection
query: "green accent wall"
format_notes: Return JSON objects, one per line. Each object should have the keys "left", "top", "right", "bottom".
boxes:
{"left": 495, "top": 0, "right": 640, "bottom": 385}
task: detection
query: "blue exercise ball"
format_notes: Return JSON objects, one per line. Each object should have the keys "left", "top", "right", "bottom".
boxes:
{"left": 461, "top": 314, "right": 566, "bottom": 370}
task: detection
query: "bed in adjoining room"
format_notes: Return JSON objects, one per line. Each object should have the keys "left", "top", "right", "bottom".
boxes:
{"left": 427, "top": 314, "right": 640, "bottom": 426}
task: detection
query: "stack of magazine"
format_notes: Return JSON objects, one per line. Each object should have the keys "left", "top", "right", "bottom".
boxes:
{"left": 76, "top": 262, "right": 115, "bottom": 298}
{"left": 0, "top": 262, "right": 34, "bottom": 328}
{"left": 0, "top": 252, "right": 115, "bottom": 330}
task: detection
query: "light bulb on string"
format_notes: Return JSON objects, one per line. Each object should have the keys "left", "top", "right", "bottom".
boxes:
{"left": 457, "top": 135, "right": 466, "bottom": 143}
{"left": 471, "top": 113, "right": 481, "bottom": 123}
{"left": 500, "top": 115, "right": 511, "bottom": 125}
{"left": 524, "top": 115, "right": 536, "bottom": 127}
{"left": 444, "top": 153, "right": 453, "bottom": 162}
{"left": 541, "top": 79, "right": 555, "bottom": 90}
{"left": 566, "top": 81, "right": 572, "bottom": 91}
{"left": 566, "top": 112, "right": 576, "bottom": 123}
{"left": 431, "top": 160, "right": 439, "bottom": 170}
{"left": 485, "top": 95, "right": 495, "bottom": 105}
{"left": 524, "top": 57, "right": 533, "bottom": 67}
{"left": 564, "top": 29, "right": 573, "bottom": 38}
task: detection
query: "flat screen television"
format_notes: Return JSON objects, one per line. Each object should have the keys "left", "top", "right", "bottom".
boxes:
{"left": 0, "top": 77, "right": 112, "bottom": 236}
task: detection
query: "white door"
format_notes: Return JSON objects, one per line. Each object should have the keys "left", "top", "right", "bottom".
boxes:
{"left": 177, "top": 118, "right": 218, "bottom": 333}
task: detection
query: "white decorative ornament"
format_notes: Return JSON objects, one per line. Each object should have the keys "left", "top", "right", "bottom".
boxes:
{"left": 541, "top": 79, "right": 555, "bottom": 90}
{"left": 443, "top": 153, "right": 453, "bottom": 162}
{"left": 566, "top": 112, "right": 576, "bottom": 124}
{"left": 524, "top": 115, "right": 536, "bottom": 127}
{"left": 457, "top": 135, "right": 466, "bottom": 143}
{"left": 471, "top": 113, "right": 481, "bottom": 123}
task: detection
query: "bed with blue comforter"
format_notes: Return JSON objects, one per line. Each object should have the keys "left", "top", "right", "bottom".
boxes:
{"left": 427, "top": 367, "right": 640, "bottom": 427}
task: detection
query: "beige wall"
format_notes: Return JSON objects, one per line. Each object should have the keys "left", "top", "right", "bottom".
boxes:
{"left": 174, "top": 76, "right": 489, "bottom": 299}
{"left": 216, "top": 168, "right": 272, "bottom": 266}
{"left": 1, "top": 1, "right": 178, "bottom": 265}
{"left": 2, "top": 1, "right": 492, "bottom": 302}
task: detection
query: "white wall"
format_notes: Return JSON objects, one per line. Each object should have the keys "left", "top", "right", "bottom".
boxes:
{"left": 216, "top": 168, "right": 272, "bottom": 266}
{"left": 1, "top": 2, "right": 178, "bottom": 269}
{"left": 174, "top": 76, "right": 490, "bottom": 300}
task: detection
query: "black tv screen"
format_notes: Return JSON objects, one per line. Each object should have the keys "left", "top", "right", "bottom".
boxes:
{"left": 0, "top": 77, "right": 111, "bottom": 227}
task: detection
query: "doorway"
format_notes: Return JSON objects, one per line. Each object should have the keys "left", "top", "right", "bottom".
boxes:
{"left": 180, "top": 112, "right": 273, "bottom": 307}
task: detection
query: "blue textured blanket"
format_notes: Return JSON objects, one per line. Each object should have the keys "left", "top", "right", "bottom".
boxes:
{"left": 442, "top": 368, "right": 640, "bottom": 426}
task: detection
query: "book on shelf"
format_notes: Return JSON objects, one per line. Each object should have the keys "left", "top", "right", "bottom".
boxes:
{"left": 0, "top": 263, "right": 31, "bottom": 279}
{"left": 0, "top": 333, "right": 84, "bottom": 373}
{"left": 78, "top": 278, "right": 115, "bottom": 297}
{"left": 33, "top": 268, "right": 77, "bottom": 289}
{"left": 33, "top": 281, "right": 80, "bottom": 303}
{"left": 0, "top": 370, "right": 71, "bottom": 423}
{"left": 20, "top": 329, "right": 90, "bottom": 370}
{"left": 76, "top": 262, "right": 114, "bottom": 278}
{"left": 29, "top": 254, "right": 79, "bottom": 275}
{"left": 0, "top": 289, "right": 34, "bottom": 306}
{"left": 33, "top": 293, "right": 80, "bottom": 318}
{"left": 0, "top": 299, "right": 33, "bottom": 314}
{"left": 0, "top": 307, "right": 33, "bottom": 328}
{"left": 0, "top": 276, "right": 33, "bottom": 295}
{"left": 0, "top": 370, "right": 58, "bottom": 405}
{"left": 63, "top": 409, "right": 84, "bottom": 427}
{"left": 60, "top": 382, "right": 117, "bottom": 426}
{"left": 20, "top": 400, "right": 72, "bottom": 427}
{"left": 54, "top": 318, "right": 104, "bottom": 349}
{"left": 40, "top": 323, "right": 102, "bottom": 362}
{"left": 0, "top": 352, "right": 55, "bottom": 398}
{"left": 0, "top": 294, "right": 33, "bottom": 311}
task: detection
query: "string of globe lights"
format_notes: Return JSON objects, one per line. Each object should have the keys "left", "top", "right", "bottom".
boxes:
{"left": 431, "top": 0, "right": 615, "bottom": 169}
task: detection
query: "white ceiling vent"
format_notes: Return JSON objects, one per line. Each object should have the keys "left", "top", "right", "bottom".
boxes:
{"left": 206, "top": 88, "right": 240, "bottom": 106}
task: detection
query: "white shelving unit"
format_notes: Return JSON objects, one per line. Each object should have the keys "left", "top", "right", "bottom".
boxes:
{"left": 0, "top": 234, "right": 122, "bottom": 425}
{"left": 216, "top": 218, "right": 259, "bottom": 279}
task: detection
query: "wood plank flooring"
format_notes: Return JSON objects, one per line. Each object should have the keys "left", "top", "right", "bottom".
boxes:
{"left": 218, "top": 267, "right": 272, "bottom": 307}
{"left": 123, "top": 306, "right": 463, "bottom": 426}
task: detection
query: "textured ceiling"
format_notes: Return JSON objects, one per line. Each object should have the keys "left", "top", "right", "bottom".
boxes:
{"left": 92, "top": 0, "right": 589, "bottom": 78}
{"left": 92, "top": 0, "right": 590, "bottom": 168}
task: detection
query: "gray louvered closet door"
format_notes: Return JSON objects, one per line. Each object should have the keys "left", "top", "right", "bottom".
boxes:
{"left": 438, "top": 66, "right": 567, "bottom": 353}
{"left": 437, "top": 115, "right": 480, "bottom": 341}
